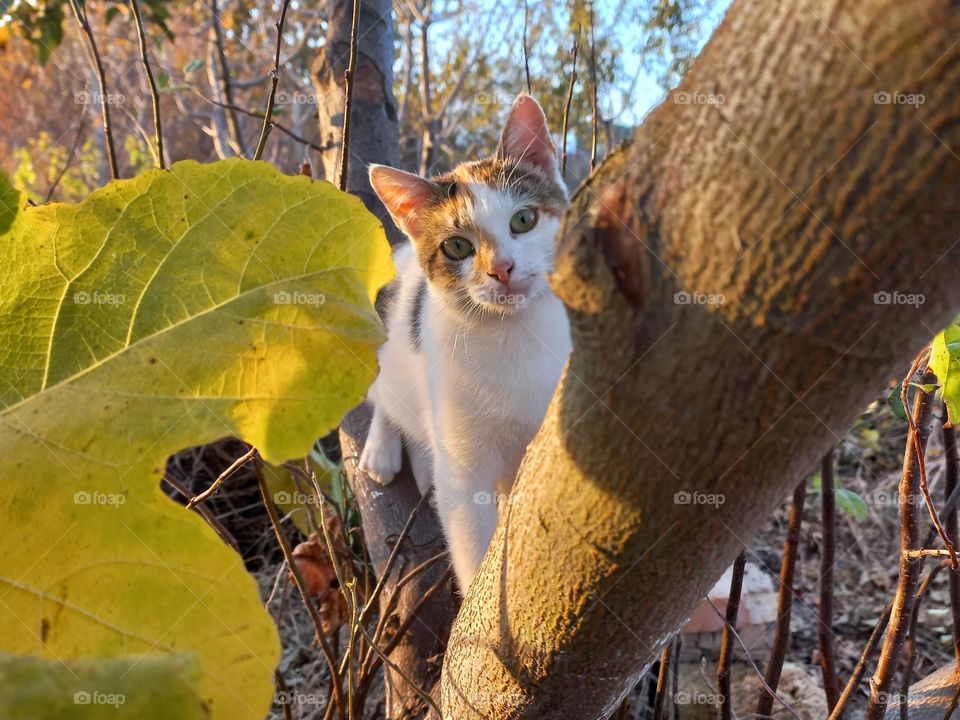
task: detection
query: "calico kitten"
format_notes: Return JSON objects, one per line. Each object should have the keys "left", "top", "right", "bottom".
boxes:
{"left": 360, "top": 94, "right": 571, "bottom": 591}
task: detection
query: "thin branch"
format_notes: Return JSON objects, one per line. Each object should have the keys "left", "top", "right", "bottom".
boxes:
{"left": 353, "top": 596, "right": 442, "bottom": 717}
{"left": 708, "top": 600, "right": 804, "bottom": 720}
{"left": 902, "top": 350, "right": 957, "bottom": 569}
{"left": 185, "top": 84, "right": 336, "bottom": 153}
{"left": 209, "top": 0, "right": 247, "bottom": 156}
{"left": 587, "top": 2, "right": 599, "bottom": 174}
{"left": 254, "top": 0, "right": 293, "bottom": 161}
{"left": 161, "top": 475, "right": 239, "bottom": 551}
{"left": 337, "top": 0, "right": 362, "bottom": 190}
{"left": 901, "top": 560, "right": 948, "bottom": 720}
{"left": 129, "top": 0, "right": 165, "bottom": 168}
{"left": 866, "top": 366, "right": 938, "bottom": 720}
{"left": 828, "top": 603, "right": 892, "bottom": 720}
{"left": 560, "top": 26, "right": 581, "bottom": 179}
{"left": 757, "top": 480, "right": 807, "bottom": 717}
{"left": 820, "top": 450, "right": 842, "bottom": 711}
{"left": 68, "top": 0, "right": 119, "bottom": 180}
{"left": 522, "top": 0, "right": 531, "bottom": 93}
{"left": 652, "top": 641, "right": 672, "bottom": 720}
{"left": 253, "top": 456, "right": 346, "bottom": 719}
{"left": 944, "top": 407, "right": 960, "bottom": 663}
{"left": 45, "top": 106, "right": 89, "bottom": 203}
{"left": 718, "top": 550, "right": 746, "bottom": 720}
{"left": 186, "top": 445, "right": 257, "bottom": 509}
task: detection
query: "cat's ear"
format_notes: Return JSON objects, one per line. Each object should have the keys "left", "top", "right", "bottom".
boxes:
{"left": 369, "top": 165, "right": 438, "bottom": 236}
{"left": 496, "top": 94, "right": 560, "bottom": 180}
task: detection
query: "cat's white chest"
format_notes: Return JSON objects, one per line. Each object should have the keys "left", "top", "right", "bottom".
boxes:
{"left": 430, "top": 293, "right": 570, "bottom": 432}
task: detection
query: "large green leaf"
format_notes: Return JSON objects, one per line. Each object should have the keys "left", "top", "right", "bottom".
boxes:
{"left": 931, "top": 322, "right": 960, "bottom": 425}
{"left": 0, "top": 160, "right": 393, "bottom": 718}
{"left": 0, "top": 654, "right": 204, "bottom": 719}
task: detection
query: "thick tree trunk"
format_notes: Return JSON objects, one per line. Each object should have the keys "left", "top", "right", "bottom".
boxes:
{"left": 439, "top": 0, "right": 960, "bottom": 718}
{"left": 312, "top": 3, "right": 457, "bottom": 718}
{"left": 312, "top": 0, "right": 403, "bottom": 242}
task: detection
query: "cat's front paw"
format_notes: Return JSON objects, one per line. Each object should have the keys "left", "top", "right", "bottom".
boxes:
{"left": 358, "top": 432, "right": 403, "bottom": 485}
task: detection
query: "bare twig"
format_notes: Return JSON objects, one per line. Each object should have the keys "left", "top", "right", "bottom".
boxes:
{"left": 708, "top": 600, "right": 804, "bottom": 720}
{"left": 653, "top": 641, "right": 672, "bottom": 720}
{"left": 944, "top": 407, "right": 960, "bottom": 662}
{"left": 758, "top": 480, "right": 807, "bottom": 717}
{"left": 902, "top": 350, "right": 957, "bottom": 569}
{"left": 128, "top": 0, "right": 165, "bottom": 168}
{"left": 253, "top": 456, "right": 346, "bottom": 719}
{"left": 560, "top": 27, "right": 581, "bottom": 179}
{"left": 866, "top": 366, "right": 938, "bottom": 720}
{"left": 820, "top": 450, "right": 842, "bottom": 711}
{"left": 254, "top": 0, "right": 293, "bottom": 161}
{"left": 68, "top": 0, "right": 119, "bottom": 180}
{"left": 587, "top": 2, "right": 599, "bottom": 174}
{"left": 337, "top": 0, "right": 362, "bottom": 189}
{"left": 45, "top": 106, "right": 89, "bottom": 202}
{"left": 186, "top": 445, "right": 257, "bottom": 508}
{"left": 901, "top": 560, "right": 948, "bottom": 720}
{"left": 337, "top": 490, "right": 431, "bottom": 677}
{"left": 828, "top": 603, "right": 892, "bottom": 720}
{"left": 351, "top": 584, "right": 442, "bottom": 716}
{"left": 718, "top": 550, "right": 746, "bottom": 720}
{"left": 160, "top": 475, "right": 239, "bottom": 551}
{"left": 522, "top": 0, "right": 531, "bottom": 93}
{"left": 209, "top": 0, "right": 247, "bottom": 156}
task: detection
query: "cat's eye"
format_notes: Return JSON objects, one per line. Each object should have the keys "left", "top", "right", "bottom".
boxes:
{"left": 441, "top": 236, "right": 475, "bottom": 261}
{"left": 509, "top": 207, "right": 538, "bottom": 234}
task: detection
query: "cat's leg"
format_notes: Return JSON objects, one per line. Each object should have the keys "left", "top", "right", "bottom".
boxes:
{"left": 358, "top": 404, "right": 403, "bottom": 485}
{"left": 432, "top": 454, "right": 499, "bottom": 592}
{"left": 407, "top": 442, "right": 434, "bottom": 496}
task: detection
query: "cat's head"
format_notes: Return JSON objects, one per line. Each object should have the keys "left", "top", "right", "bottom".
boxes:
{"left": 369, "top": 94, "right": 568, "bottom": 315}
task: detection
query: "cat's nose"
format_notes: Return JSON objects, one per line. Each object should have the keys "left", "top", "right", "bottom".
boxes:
{"left": 488, "top": 261, "right": 514, "bottom": 285}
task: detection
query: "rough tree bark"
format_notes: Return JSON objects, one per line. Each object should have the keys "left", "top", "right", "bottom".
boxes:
{"left": 312, "top": 0, "right": 403, "bottom": 242}
{"left": 438, "top": 0, "right": 960, "bottom": 717}
{"left": 311, "top": 2, "right": 457, "bottom": 718}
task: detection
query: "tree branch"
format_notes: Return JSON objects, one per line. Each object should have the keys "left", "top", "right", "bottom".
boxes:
{"left": 439, "top": 1, "right": 960, "bottom": 716}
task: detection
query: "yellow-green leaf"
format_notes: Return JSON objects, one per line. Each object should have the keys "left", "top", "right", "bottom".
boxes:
{"left": 0, "top": 159, "right": 393, "bottom": 718}
{"left": 931, "top": 322, "right": 960, "bottom": 425}
{"left": 0, "top": 654, "right": 204, "bottom": 719}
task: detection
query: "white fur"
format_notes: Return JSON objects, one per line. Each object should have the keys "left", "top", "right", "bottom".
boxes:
{"left": 358, "top": 194, "right": 571, "bottom": 591}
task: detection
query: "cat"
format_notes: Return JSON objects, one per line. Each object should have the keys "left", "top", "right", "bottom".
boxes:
{"left": 359, "top": 93, "right": 572, "bottom": 591}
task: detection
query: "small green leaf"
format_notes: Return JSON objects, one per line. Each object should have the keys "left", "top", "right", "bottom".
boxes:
{"left": 156, "top": 71, "right": 169, "bottom": 89}
{"left": 835, "top": 488, "right": 869, "bottom": 521}
{"left": 931, "top": 322, "right": 960, "bottom": 425}
{"left": 888, "top": 383, "right": 908, "bottom": 421}
{"left": 183, "top": 59, "right": 204, "bottom": 74}
{"left": 809, "top": 470, "right": 822, "bottom": 492}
